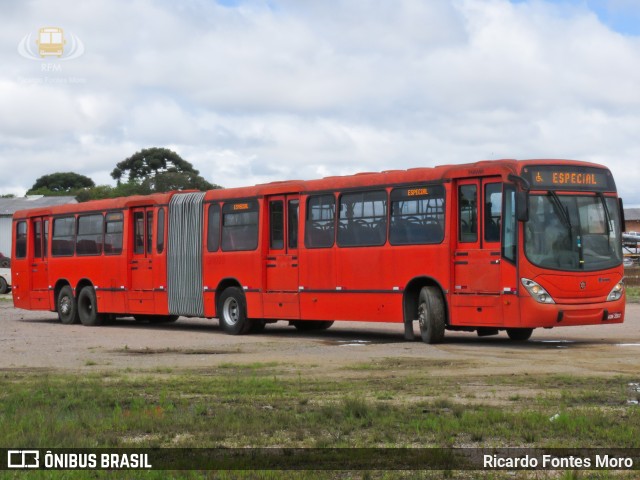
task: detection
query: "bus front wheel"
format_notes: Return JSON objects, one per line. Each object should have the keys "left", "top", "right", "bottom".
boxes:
{"left": 506, "top": 328, "right": 533, "bottom": 341}
{"left": 57, "top": 285, "right": 79, "bottom": 325}
{"left": 417, "top": 286, "right": 446, "bottom": 344}
{"left": 218, "top": 287, "right": 251, "bottom": 335}
{"left": 77, "top": 287, "right": 105, "bottom": 327}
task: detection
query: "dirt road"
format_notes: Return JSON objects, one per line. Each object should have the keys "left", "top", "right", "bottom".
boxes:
{"left": 1, "top": 298, "right": 638, "bottom": 378}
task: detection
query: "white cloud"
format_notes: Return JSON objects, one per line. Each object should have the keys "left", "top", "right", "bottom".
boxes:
{"left": 1, "top": 0, "right": 640, "bottom": 205}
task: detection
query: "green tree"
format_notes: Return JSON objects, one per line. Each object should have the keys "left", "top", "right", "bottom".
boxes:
{"left": 28, "top": 172, "right": 95, "bottom": 195}
{"left": 111, "top": 147, "right": 219, "bottom": 192}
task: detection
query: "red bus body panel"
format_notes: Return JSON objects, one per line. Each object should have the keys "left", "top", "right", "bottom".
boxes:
{"left": 10, "top": 159, "right": 625, "bottom": 336}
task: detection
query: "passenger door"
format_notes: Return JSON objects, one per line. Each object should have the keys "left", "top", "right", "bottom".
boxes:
{"left": 129, "top": 207, "right": 155, "bottom": 313}
{"left": 263, "top": 195, "right": 300, "bottom": 318}
{"left": 452, "top": 178, "right": 504, "bottom": 326}
{"left": 29, "top": 217, "right": 50, "bottom": 309}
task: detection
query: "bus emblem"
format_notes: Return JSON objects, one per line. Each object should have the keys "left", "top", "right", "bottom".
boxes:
{"left": 579, "top": 281, "right": 587, "bottom": 290}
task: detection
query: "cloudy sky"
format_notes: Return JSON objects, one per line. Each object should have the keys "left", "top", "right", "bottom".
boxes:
{"left": 2, "top": 0, "right": 640, "bottom": 205}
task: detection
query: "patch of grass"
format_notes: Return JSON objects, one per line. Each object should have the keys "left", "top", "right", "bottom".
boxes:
{"left": 1, "top": 368, "right": 639, "bottom": 480}
{"left": 626, "top": 286, "right": 640, "bottom": 303}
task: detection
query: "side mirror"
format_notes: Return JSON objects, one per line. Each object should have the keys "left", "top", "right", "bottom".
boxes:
{"left": 517, "top": 191, "right": 529, "bottom": 222}
{"left": 619, "top": 198, "right": 626, "bottom": 232}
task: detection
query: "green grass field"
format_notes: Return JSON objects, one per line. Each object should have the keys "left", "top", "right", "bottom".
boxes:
{"left": 1, "top": 362, "right": 639, "bottom": 479}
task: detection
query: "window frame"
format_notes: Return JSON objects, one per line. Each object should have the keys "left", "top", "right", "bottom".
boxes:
{"left": 15, "top": 221, "right": 27, "bottom": 259}
{"left": 207, "top": 203, "right": 221, "bottom": 252}
{"left": 104, "top": 211, "right": 124, "bottom": 255}
{"left": 221, "top": 200, "right": 259, "bottom": 252}
{"left": 337, "top": 190, "right": 388, "bottom": 248}
{"left": 304, "top": 194, "right": 336, "bottom": 249}
{"left": 76, "top": 213, "right": 104, "bottom": 256}
{"left": 389, "top": 185, "right": 446, "bottom": 246}
{"left": 51, "top": 216, "right": 76, "bottom": 257}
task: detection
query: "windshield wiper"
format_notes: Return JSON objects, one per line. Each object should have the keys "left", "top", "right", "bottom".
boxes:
{"left": 548, "top": 191, "right": 584, "bottom": 268}
{"left": 547, "top": 191, "right": 571, "bottom": 229}
{"left": 596, "top": 192, "right": 612, "bottom": 236}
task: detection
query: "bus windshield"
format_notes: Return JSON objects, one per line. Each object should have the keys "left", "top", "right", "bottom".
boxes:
{"left": 524, "top": 193, "right": 622, "bottom": 271}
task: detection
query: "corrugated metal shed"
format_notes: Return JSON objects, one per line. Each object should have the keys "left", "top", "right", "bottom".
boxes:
{"left": 0, "top": 196, "right": 77, "bottom": 256}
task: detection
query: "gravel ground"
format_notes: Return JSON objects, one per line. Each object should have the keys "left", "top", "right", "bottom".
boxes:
{"left": 1, "top": 296, "right": 638, "bottom": 378}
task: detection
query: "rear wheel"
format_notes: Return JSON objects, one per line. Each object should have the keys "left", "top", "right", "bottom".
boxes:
{"left": 218, "top": 287, "right": 252, "bottom": 335}
{"left": 0, "top": 277, "right": 8, "bottom": 294}
{"left": 506, "top": 328, "right": 533, "bottom": 341}
{"left": 417, "top": 286, "right": 446, "bottom": 344}
{"left": 57, "top": 285, "right": 79, "bottom": 325}
{"left": 78, "top": 287, "right": 104, "bottom": 326}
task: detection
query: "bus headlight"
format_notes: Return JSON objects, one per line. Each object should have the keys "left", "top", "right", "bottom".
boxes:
{"left": 607, "top": 281, "right": 624, "bottom": 302}
{"left": 521, "top": 278, "right": 555, "bottom": 304}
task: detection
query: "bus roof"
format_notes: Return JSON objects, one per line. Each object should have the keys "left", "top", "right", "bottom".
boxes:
{"left": 12, "top": 159, "right": 611, "bottom": 219}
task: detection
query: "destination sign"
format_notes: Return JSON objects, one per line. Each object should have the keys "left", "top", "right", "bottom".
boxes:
{"left": 407, "top": 188, "right": 429, "bottom": 197}
{"left": 522, "top": 166, "right": 615, "bottom": 192}
{"left": 391, "top": 184, "right": 444, "bottom": 201}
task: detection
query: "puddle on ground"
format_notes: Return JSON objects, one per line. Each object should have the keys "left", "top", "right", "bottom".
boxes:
{"left": 627, "top": 383, "right": 640, "bottom": 406}
{"left": 338, "top": 340, "right": 371, "bottom": 347}
{"left": 531, "top": 340, "right": 575, "bottom": 349}
{"left": 536, "top": 340, "right": 575, "bottom": 344}
{"left": 317, "top": 339, "right": 374, "bottom": 347}
{"left": 615, "top": 343, "right": 640, "bottom": 347}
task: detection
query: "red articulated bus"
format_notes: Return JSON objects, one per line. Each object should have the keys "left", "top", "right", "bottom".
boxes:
{"left": 11, "top": 159, "right": 626, "bottom": 343}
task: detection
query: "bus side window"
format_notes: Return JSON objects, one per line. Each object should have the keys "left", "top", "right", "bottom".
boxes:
{"left": 146, "top": 211, "right": 154, "bottom": 255}
{"left": 305, "top": 195, "right": 335, "bottom": 248}
{"left": 76, "top": 214, "right": 104, "bottom": 256}
{"left": 390, "top": 186, "right": 445, "bottom": 245}
{"left": 221, "top": 201, "right": 259, "bottom": 251}
{"left": 502, "top": 185, "right": 517, "bottom": 263}
{"left": 459, "top": 185, "right": 478, "bottom": 243}
{"left": 338, "top": 191, "right": 387, "bottom": 247}
{"left": 34, "top": 220, "right": 43, "bottom": 258}
{"left": 270, "top": 200, "right": 285, "bottom": 250}
{"left": 157, "top": 208, "right": 165, "bottom": 254}
{"left": 52, "top": 217, "right": 76, "bottom": 256}
{"left": 134, "top": 212, "right": 145, "bottom": 254}
{"left": 104, "top": 212, "right": 124, "bottom": 255}
{"left": 15, "top": 221, "right": 27, "bottom": 259}
{"left": 288, "top": 200, "right": 299, "bottom": 249}
{"left": 44, "top": 220, "right": 49, "bottom": 257}
{"left": 207, "top": 204, "right": 220, "bottom": 252}
{"left": 484, "top": 183, "right": 502, "bottom": 243}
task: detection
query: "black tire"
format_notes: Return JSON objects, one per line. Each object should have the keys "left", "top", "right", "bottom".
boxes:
{"left": 292, "top": 320, "right": 334, "bottom": 331}
{"left": 250, "top": 319, "right": 267, "bottom": 333}
{"left": 506, "top": 328, "right": 533, "bottom": 341}
{"left": 0, "top": 277, "right": 8, "bottom": 294}
{"left": 218, "top": 287, "right": 252, "bottom": 335}
{"left": 0, "top": 258, "right": 9, "bottom": 268}
{"left": 417, "top": 286, "right": 446, "bottom": 344}
{"left": 77, "top": 287, "right": 104, "bottom": 326}
{"left": 149, "top": 315, "right": 179, "bottom": 324}
{"left": 57, "top": 285, "right": 79, "bottom": 325}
